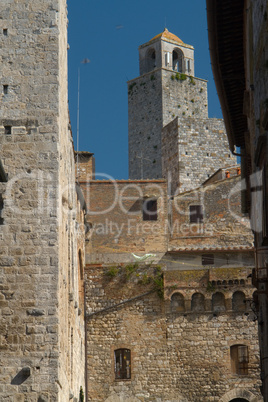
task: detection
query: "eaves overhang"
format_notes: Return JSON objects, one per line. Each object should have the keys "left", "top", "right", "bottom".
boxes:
{"left": 206, "top": 0, "right": 247, "bottom": 151}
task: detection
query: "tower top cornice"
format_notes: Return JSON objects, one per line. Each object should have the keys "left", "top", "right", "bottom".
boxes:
{"left": 150, "top": 28, "right": 183, "bottom": 44}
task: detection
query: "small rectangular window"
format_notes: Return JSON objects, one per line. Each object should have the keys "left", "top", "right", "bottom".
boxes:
{"left": 3, "top": 29, "right": 8, "bottom": 36}
{"left": 3, "top": 85, "right": 8, "bottom": 94}
{"left": 115, "top": 349, "right": 131, "bottom": 380}
{"left": 0, "top": 194, "right": 4, "bottom": 225}
{"left": 189, "top": 205, "right": 203, "bottom": 223}
{"left": 202, "top": 254, "right": 214, "bottom": 265}
{"left": 143, "top": 198, "right": 157, "bottom": 221}
{"left": 4, "top": 126, "right": 11, "bottom": 135}
{"left": 231, "top": 345, "right": 249, "bottom": 375}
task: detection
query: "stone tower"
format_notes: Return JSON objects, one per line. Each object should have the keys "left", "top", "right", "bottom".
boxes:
{"left": 128, "top": 29, "right": 236, "bottom": 191}
{"left": 0, "top": 1, "right": 85, "bottom": 400}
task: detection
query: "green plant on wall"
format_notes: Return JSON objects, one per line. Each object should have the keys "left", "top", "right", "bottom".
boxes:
{"left": 152, "top": 266, "right": 164, "bottom": 299}
{"left": 206, "top": 281, "right": 215, "bottom": 292}
{"left": 128, "top": 82, "right": 136, "bottom": 94}
{"left": 124, "top": 263, "right": 138, "bottom": 279}
{"left": 105, "top": 266, "right": 119, "bottom": 278}
{"left": 175, "top": 72, "right": 187, "bottom": 81}
{"left": 139, "top": 273, "right": 152, "bottom": 285}
{"left": 189, "top": 76, "right": 196, "bottom": 85}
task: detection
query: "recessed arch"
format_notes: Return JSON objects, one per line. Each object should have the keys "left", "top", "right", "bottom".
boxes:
{"left": 171, "top": 292, "right": 185, "bottom": 312}
{"left": 230, "top": 399, "right": 249, "bottom": 401}
{"left": 172, "top": 48, "right": 184, "bottom": 72}
{"left": 232, "top": 291, "right": 246, "bottom": 312}
{"left": 145, "top": 47, "right": 156, "bottom": 73}
{"left": 219, "top": 388, "right": 261, "bottom": 402}
{"left": 191, "top": 292, "right": 205, "bottom": 312}
{"left": 212, "top": 292, "right": 226, "bottom": 312}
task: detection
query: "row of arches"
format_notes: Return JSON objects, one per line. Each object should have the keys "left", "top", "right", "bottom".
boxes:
{"left": 145, "top": 47, "right": 189, "bottom": 73}
{"left": 211, "top": 279, "right": 245, "bottom": 287}
{"left": 171, "top": 291, "right": 248, "bottom": 313}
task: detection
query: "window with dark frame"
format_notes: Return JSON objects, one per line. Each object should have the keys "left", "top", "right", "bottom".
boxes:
{"left": 0, "top": 194, "right": 3, "bottom": 225}
{"left": 230, "top": 345, "right": 249, "bottom": 375}
{"left": 3, "top": 29, "right": 8, "bottom": 36}
{"left": 189, "top": 205, "right": 203, "bottom": 223}
{"left": 4, "top": 126, "right": 11, "bottom": 135}
{"left": 3, "top": 85, "right": 8, "bottom": 94}
{"left": 202, "top": 254, "right": 214, "bottom": 266}
{"left": 143, "top": 198, "right": 157, "bottom": 221}
{"left": 114, "top": 349, "right": 131, "bottom": 380}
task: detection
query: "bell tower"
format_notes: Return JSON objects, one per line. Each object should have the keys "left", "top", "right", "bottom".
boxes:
{"left": 128, "top": 29, "right": 207, "bottom": 180}
{"left": 138, "top": 28, "right": 195, "bottom": 76}
{"left": 128, "top": 29, "right": 236, "bottom": 191}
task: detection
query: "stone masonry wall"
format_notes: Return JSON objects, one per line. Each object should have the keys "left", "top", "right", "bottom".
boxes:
{"left": 128, "top": 68, "right": 210, "bottom": 181}
{"left": 169, "top": 175, "right": 253, "bottom": 250}
{"left": 85, "top": 265, "right": 262, "bottom": 402}
{"left": 0, "top": 1, "right": 85, "bottom": 401}
{"left": 128, "top": 69, "right": 163, "bottom": 180}
{"left": 161, "top": 68, "right": 208, "bottom": 124}
{"left": 162, "top": 116, "right": 237, "bottom": 194}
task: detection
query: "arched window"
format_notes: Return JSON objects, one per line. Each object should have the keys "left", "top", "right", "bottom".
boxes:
{"left": 171, "top": 292, "right": 185, "bottom": 312}
{"left": 230, "top": 399, "right": 249, "bottom": 402}
{"left": 212, "top": 292, "right": 226, "bottom": 312}
{"left": 191, "top": 293, "right": 205, "bottom": 312}
{"left": 230, "top": 345, "right": 249, "bottom": 375}
{"left": 78, "top": 249, "right": 83, "bottom": 280}
{"left": 146, "top": 48, "right": 156, "bottom": 73}
{"left": 232, "top": 291, "right": 246, "bottom": 312}
{"left": 172, "top": 49, "right": 184, "bottom": 72}
{"left": 114, "top": 349, "right": 131, "bottom": 380}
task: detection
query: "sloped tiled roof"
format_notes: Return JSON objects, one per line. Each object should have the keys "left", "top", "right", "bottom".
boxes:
{"left": 149, "top": 28, "right": 184, "bottom": 44}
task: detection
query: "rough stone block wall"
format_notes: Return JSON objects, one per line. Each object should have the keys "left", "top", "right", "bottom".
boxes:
{"left": 128, "top": 69, "right": 163, "bottom": 180}
{"left": 162, "top": 69, "right": 208, "bottom": 124}
{"left": 162, "top": 116, "right": 237, "bottom": 194}
{"left": 85, "top": 265, "right": 262, "bottom": 402}
{"left": 0, "top": 0, "right": 85, "bottom": 400}
{"left": 81, "top": 180, "right": 168, "bottom": 264}
{"left": 169, "top": 175, "right": 254, "bottom": 250}
{"left": 128, "top": 68, "right": 210, "bottom": 181}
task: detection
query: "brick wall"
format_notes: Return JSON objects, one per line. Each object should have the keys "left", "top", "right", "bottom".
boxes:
{"left": 81, "top": 180, "right": 168, "bottom": 264}
{"left": 162, "top": 116, "right": 237, "bottom": 194}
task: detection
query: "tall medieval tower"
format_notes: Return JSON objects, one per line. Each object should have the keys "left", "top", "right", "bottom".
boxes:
{"left": 0, "top": 1, "right": 85, "bottom": 400}
{"left": 128, "top": 29, "right": 237, "bottom": 192}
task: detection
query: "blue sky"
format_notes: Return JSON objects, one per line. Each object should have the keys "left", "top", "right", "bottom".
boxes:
{"left": 67, "top": 0, "right": 222, "bottom": 180}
